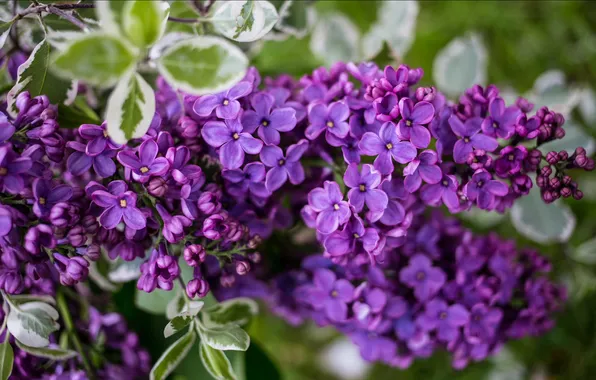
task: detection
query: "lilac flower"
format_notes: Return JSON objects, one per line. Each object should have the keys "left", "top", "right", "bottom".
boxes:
{"left": 66, "top": 141, "right": 117, "bottom": 178}
{"left": 260, "top": 139, "right": 309, "bottom": 192}
{"left": 305, "top": 102, "right": 350, "bottom": 142}
{"left": 0, "top": 113, "right": 15, "bottom": 143}
{"left": 327, "top": 133, "right": 361, "bottom": 164}
{"left": 165, "top": 146, "right": 203, "bottom": 185}
{"left": 192, "top": 81, "right": 252, "bottom": 119}
{"left": 379, "top": 178, "right": 407, "bottom": 226}
{"left": 399, "top": 254, "right": 446, "bottom": 301}
{"left": 397, "top": 98, "right": 434, "bottom": 148}
{"left": 430, "top": 107, "right": 457, "bottom": 156}
{"left": 349, "top": 109, "right": 381, "bottom": 138}
{"left": 91, "top": 183, "right": 146, "bottom": 230}
{"left": 137, "top": 244, "right": 180, "bottom": 292}
{"left": 359, "top": 122, "right": 417, "bottom": 175}
{"left": 302, "top": 268, "right": 354, "bottom": 322}
{"left": 242, "top": 92, "right": 297, "bottom": 145}
{"left": 351, "top": 330, "right": 397, "bottom": 363}
{"left": 323, "top": 216, "right": 381, "bottom": 257}
{"left": 156, "top": 204, "right": 192, "bottom": 243}
{"left": 449, "top": 116, "right": 498, "bottom": 163}
{"left": 417, "top": 299, "right": 470, "bottom": 342}
{"left": 307, "top": 181, "right": 351, "bottom": 235}
{"left": 0, "top": 146, "right": 32, "bottom": 194}
{"left": 24, "top": 224, "right": 56, "bottom": 255}
{"left": 403, "top": 150, "right": 442, "bottom": 193}
{"left": 494, "top": 145, "right": 527, "bottom": 177}
{"left": 222, "top": 162, "right": 270, "bottom": 199}
{"left": 32, "top": 179, "right": 73, "bottom": 217}
{"left": 464, "top": 304, "right": 503, "bottom": 344}
{"left": 202, "top": 213, "right": 228, "bottom": 240}
{"left": 481, "top": 97, "right": 519, "bottom": 139}
{"left": 201, "top": 117, "right": 263, "bottom": 169}
{"left": 117, "top": 139, "right": 170, "bottom": 181}
{"left": 78, "top": 123, "right": 121, "bottom": 156}
{"left": 343, "top": 163, "right": 388, "bottom": 213}
{"left": 420, "top": 174, "right": 460, "bottom": 210}
{"left": 53, "top": 253, "right": 89, "bottom": 286}
{"left": 463, "top": 170, "right": 509, "bottom": 209}
{"left": 373, "top": 93, "right": 399, "bottom": 122}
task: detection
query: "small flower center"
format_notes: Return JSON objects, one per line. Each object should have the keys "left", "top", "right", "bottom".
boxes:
{"left": 474, "top": 315, "right": 481, "bottom": 322}
{"left": 331, "top": 290, "right": 338, "bottom": 297}
{"left": 439, "top": 312, "right": 447, "bottom": 320}
{"left": 232, "top": 133, "right": 240, "bottom": 140}
{"left": 326, "top": 121, "right": 334, "bottom": 128}
{"left": 140, "top": 166, "right": 150, "bottom": 174}
{"left": 333, "top": 203, "right": 340, "bottom": 211}
{"left": 223, "top": 99, "right": 230, "bottom": 106}
{"left": 442, "top": 180, "right": 449, "bottom": 187}
{"left": 416, "top": 271, "right": 426, "bottom": 281}
{"left": 38, "top": 197, "right": 46, "bottom": 205}
{"left": 492, "top": 122, "right": 499, "bottom": 129}
{"left": 463, "top": 137, "right": 471, "bottom": 143}
{"left": 406, "top": 120, "right": 412, "bottom": 127}
{"left": 386, "top": 143, "right": 393, "bottom": 150}
{"left": 261, "top": 119, "right": 269, "bottom": 127}
{"left": 359, "top": 184, "right": 366, "bottom": 192}
{"left": 508, "top": 154, "right": 515, "bottom": 161}
{"left": 103, "top": 129, "right": 109, "bottom": 138}
{"left": 0, "top": 167, "right": 7, "bottom": 176}
{"left": 278, "top": 159, "right": 285, "bottom": 166}
{"left": 120, "top": 199, "right": 127, "bottom": 208}
{"left": 477, "top": 180, "right": 484, "bottom": 188}
{"left": 353, "top": 233, "right": 360, "bottom": 239}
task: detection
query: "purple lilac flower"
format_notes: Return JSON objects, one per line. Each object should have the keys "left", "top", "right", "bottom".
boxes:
{"left": 117, "top": 139, "right": 170, "bottom": 181}
{"left": 494, "top": 145, "right": 527, "bottom": 177}
{"left": 242, "top": 92, "right": 297, "bottom": 145}
{"left": 464, "top": 304, "right": 503, "bottom": 344}
{"left": 66, "top": 141, "right": 117, "bottom": 178}
{"left": 397, "top": 98, "right": 434, "bottom": 148}
{"left": 449, "top": 116, "right": 498, "bottom": 163}
{"left": 0, "top": 113, "right": 15, "bottom": 142}
{"left": 359, "top": 122, "right": 417, "bottom": 175}
{"left": 307, "top": 181, "right": 351, "bottom": 235}
{"left": 223, "top": 162, "right": 270, "bottom": 199}
{"left": 24, "top": 224, "right": 56, "bottom": 255}
{"left": 192, "top": 81, "right": 252, "bottom": 119}
{"left": 78, "top": 123, "right": 121, "bottom": 155}
{"left": 323, "top": 216, "right": 381, "bottom": 257}
{"left": 463, "top": 170, "right": 509, "bottom": 210}
{"left": 379, "top": 178, "right": 407, "bottom": 226}
{"left": 201, "top": 117, "right": 263, "bottom": 169}
{"left": 327, "top": 133, "right": 361, "bottom": 164}
{"left": 417, "top": 299, "right": 470, "bottom": 342}
{"left": 91, "top": 182, "right": 146, "bottom": 230}
{"left": 156, "top": 204, "right": 192, "bottom": 243}
{"left": 343, "top": 163, "right": 387, "bottom": 214}
{"left": 165, "top": 146, "right": 203, "bottom": 187}
{"left": 305, "top": 102, "right": 350, "bottom": 142}
{"left": 260, "top": 139, "right": 309, "bottom": 192}
{"left": 420, "top": 174, "right": 459, "bottom": 210}
{"left": 300, "top": 268, "right": 354, "bottom": 322}
{"left": 32, "top": 179, "right": 73, "bottom": 218}
{"left": 399, "top": 254, "right": 446, "bottom": 301}
{"left": 481, "top": 97, "right": 519, "bottom": 139}
{"left": 53, "top": 253, "right": 89, "bottom": 286}
{"left": 137, "top": 244, "right": 180, "bottom": 292}
{"left": 403, "top": 150, "right": 442, "bottom": 193}
{"left": 0, "top": 146, "right": 32, "bottom": 194}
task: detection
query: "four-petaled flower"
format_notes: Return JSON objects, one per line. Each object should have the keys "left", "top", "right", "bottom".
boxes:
{"left": 222, "top": 162, "right": 270, "bottom": 199}
{"left": 260, "top": 139, "right": 309, "bottom": 192}
{"left": 66, "top": 141, "right": 117, "bottom": 178}
{"left": 117, "top": 139, "right": 170, "bottom": 182}
{"left": 417, "top": 298, "right": 470, "bottom": 342}
{"left": 400, "top": 254, "right": 446, "bottom": 301}
{"left": 0, "top": 146, "right": 32, "bottom": 194}
{"left": 201, "top": 117, "right": 263, "bottom": 169}
{"left": 343, "top": 163, "right": 388, "bottom": 214}
{"left": 91, "top": 181, "right": 146, "bottom": 230}
{"left": 403, "top": 150, "right": 442, "bottom": 193}
{"left": 449, "top": 116, "right": 498, "bottom": 163}
{"left": 420, "top": 174, "right": 460, "bottom": 211}
{"left": 308, "top": 181, "right": 351, "bottom": 234}
{"left": 242, "top": 92, "right": 297, "bottom": 145}
{"left": 464, "top": 303, "right": 503, "bottom": 344}
{"left": 463, "top": 169, "right": 509, "bottom": 210}
{"left": 193, "top": 81, "right": 252, "bottom": 119}
{"left": 397, "top": 98, "right": 434, "bottom": 148}
{"left": 32, "top": 178, "right": 73, "bottom": 218}
{"left": 359, "top": 122, "right": 417, "bottom": 175}
{"left": 306, "top": 102, "right": 350, "bottom": 142}
{"left": 78, "top": 123, "right": 121, "bottom": 156}
{"left": 481, "top": 97, "right": 520, "bottom": 139}
{"left": 302, "top": 268, "right": 355, "bottom": 322}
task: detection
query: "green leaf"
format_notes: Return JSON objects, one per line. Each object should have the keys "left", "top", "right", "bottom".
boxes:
{"left": 273, "top": 0, "right": 311, "bottom": 38}
{"left": 199, "top": 342, "right": 238, "bottom": 380}
{"left": 135, "top": 288, "right": 176, "bottom": 316}
{"left": 234, "top": 1, "right": 255, "bottom": 39}
{"left": 95, "top": 0, "right": 127, "bottom": 34}
{"left": 57, "top": 97, "right": 102, "bottom": 130}
{"left": 0, "top": 20, "right": 12, "bottom": 50}
{"left": 15, "top": 340, "right": 78, "bottom": 360}
{"left": 164, "top": 301, "right": 204, "bottom": 338}
{"left": 211, "top": 1, "right": 279, "bottom": 42}
{"left": 7, "top": 294, "right": 56, "bottom": 306}
{"left": 202, "top": 298, "right": 258, "bottom": 328}
{"left": 198, "top": 324, "right": 250, "bottom": 352}
{"left": 572, "top": 237, "right": 596, "bottom": 265}
{"left": 6, "top": 301, "right": 60, "bottom": 348}
{"left": 245, "top": 341, "right": 281, "bottom": 380}
{"left": 310, "top": 12, "right": 360, "bottom": 66}
{"left": 52, "top": 33, "right": 138, "bottom": 87}
{"left": 108, "top": 257, "right": 143, "bottom": 283}
{"left": 157, "top": 36, "right": 248, "bottom": 95}
{"left": 6, "top": 39, "right": 73, "bottom": 117}
{"left": 0, "top": 339, "right": 13, "bottom": 380}
{"left": 105, "top": 71, "right": 156, "bottom": 144}
{"left": 122, "top": 0, "right": 170, "bottom": 48}
{"left": 150, "top": 326, "right": 197, "bottom": 380}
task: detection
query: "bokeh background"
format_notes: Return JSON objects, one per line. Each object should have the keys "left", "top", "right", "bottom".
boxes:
{"left": 118, "top": 1, "right": 596, "bottom": 379}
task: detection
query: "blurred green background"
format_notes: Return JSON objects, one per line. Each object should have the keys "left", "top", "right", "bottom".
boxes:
{"left": 122, "top": 1, "right": 596, "bottom": 379}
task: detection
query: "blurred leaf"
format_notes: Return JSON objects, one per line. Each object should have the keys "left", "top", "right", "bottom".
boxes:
{"left": 164, "top": 301, "right": 204, "bottom": 338}
{"left": 460, "top": 208, "right": 506, "bottom": 229}
{"left": 527, "top": 70, "right": 581, "bottom": 115}
{"left": 245, "top": 341, "right": 281, "bottom": 380}
{"left": 122, "top": 0, "right": 170, "bottom": 48}
{"left": 200, "top": 342, "right": 238, "bottom": 380}
{"left": 198, "top": 324, "right": 251, "bottom": 352}
{"left": 136, "top": 288, "right": 177, "bottom": 316}
{"left": 6, "top": 301, "right": 60, "bottom": 348}
{"left": 167, "top": 1, "right": 200, "bottom": 34}
{"left": 0, "top": 339, "right": 13, "bottom": 380}
{"left": 310, "top": 12, "right": 360, "bottom": 66}
{"left": 571, "top": 237, "right": 596, "bottom": 265}
{"left": 433, "top": 33, "right": 487, "bottom": 97}
{"left": 0, "top": 20, "right": 12, "bottom": 50}
{"left": 579, "top": 87, "right": 596, "bottom": 127}
{"left": 15, "top": 341, "right": 77, "bottom": 360}
{"left": 108, "top": 257, "right": 143, "bottom": 283}
{"left": 273, "top": 0, "right": 312, "bottom": 38}
{"left": 539, "top": 119, "right": 595, "bottom": 156}
{"left": 211, "top": 1, "right": 279, "bottom": 42}
{"left": 202, "top": 298, "right": 259, "bottom": 328}
{"left": 150, "top": 327, "right": 197, "bottom": 380}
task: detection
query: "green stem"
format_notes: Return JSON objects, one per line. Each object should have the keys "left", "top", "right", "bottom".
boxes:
{"left": 56, "top": 290, "right": 96, "bottom": 380}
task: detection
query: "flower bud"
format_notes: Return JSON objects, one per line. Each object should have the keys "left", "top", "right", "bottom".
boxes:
{"left": 85, "top": 244, "right": 101, "bottom": 261}
{"left": 540, "top": 166, "right": 552, "bottom": 177}
{"left": 82, "top": 214, "right": 99, "bottom": 234}
{"left": 248, "top": 252, "right": 262, "bottom": 264}
{"left": 562, "top": 175, "right": 572, "bottom": 185}
{"left": 573, "top": 190, "right": 584, "bottom": 200}
{"left": 179, "top": 117, "right": 200, "bottom": 139}
{"left": 186, "top": 278, "right": 210, "bottom": 298}
{"left": 202, "top": 214, "right": 228, "bottom": 240}
{"left": 183, "top": 244, "right": 206, "bottom": 267}
{"left": 53, "top": 253, "right": 89, "bottom": 286}
{"left": 560, "top": 187, "right": 572, "bottom": 198}
{"left": 235, "top": 261, "right": 251, "bottom": 276}
{"left": 68, "top": 226, "right": 86, "bottom": 247}
{"left": 574, "top": 154, "right": 587, "bottom": 168}
{"left": 546, "top": 151, "right": 559, "bottom": 165}
{"left": 147, "top": 177, "right": 168, "bottom": 197}
{"left": 25, "top": 224, "right": 56, "bottom": 255}
{"left": 549, "top": 178, "right": 561, "bottom": 189}
{"left": 585, "top": 158, "right": 595, "bottom": 171}
{"left": 558, "top": 150, "right": 568, "bottom": 161}
{"left": 247, "top": 235, "right": 262, "bottom": 249}
{"left": 575, "top": 147, "right": 586, "bottom": 156}
{"left": 220, "top": 274, "right": 236, "bottom": 288}
{"left": 198, "top": 192, "right": 221, "bottom": 215}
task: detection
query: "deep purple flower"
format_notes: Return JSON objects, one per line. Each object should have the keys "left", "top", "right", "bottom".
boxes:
{"left": 78, "top": 123, "right": 121, "bottom": 156}
{"left": 323, "top": 216, "right": 381, "bottom": 257}
{"left": 92, "top": 182, "right": 146, "bottom": 230}
{"left": 449, "top": 116, "right": 498, "bottom": 163}
{"left": 379, "top": 178, "right": 408, "bottom": 226}
{"left": 343, "top": 163, "right": 387, "bottom": 213}
{"left": 32, "top": 178, "right": 73, "bottom": 217}
{"left": 117, "top": 139, "right": 170, "bottom": 181}
{"left": 201, "top": 117, "right": 263, "bottom": 169}
{"left": 24, "top": 224, "right": 56, "bottom": 255}
{"left": 399, "top": 254, "right": 446, "bottom": 301}
{"left": 327, "top": 133, "right": 361, "bottom": 164}
{"left": 359, "top": 122, "right": 417, "bottom": 175}
{"left": 156, "top": 204, "right": 192, "bottom": 243}
{"left": 223, "top": 162, "right": 270, "bottom": 199}
{"left": 349, "top": 109, "right": 381, "bottom": 138}
{"left": 373, "top": 93, "right": 399, "bottom": 122}
{"left": 242, "top": 92, "right": 297, "bottom": 145}
{"left": 464, "top": 170, "right": 509, "bottom": 210}
{"left": 202, "top": 213, "right": 229, "bottom": 240}
{"left": 420, "top": 174, "right": 459, "bottom": 210}
{"left": 417, "top": 299, "right": 470, "bottom": 342}
{"left": 53, "top": 253, "right": 89, "bottom": 286}
{"left": 183, "top": 244, "right": 206, "bottom": 267}
{"left": 137, "top": 244, "right": 180, "bottom": 292}
{"left": 397, "top": 98, "right": 434, "bottom": 148}
{"left": 301, "top": 268, "right": 354, "bottom": 322}
{"left": 464, "top": 303, "right": 503, "bottom": 344}
{"left": 192, "top": 81, "right": 252, "bottom": 119}
{"left": 307, "top": 181, "right": 351, "bottom": 235}
{"left": 305, "top": 102, "right": 350, "bottom": 142}
{"left": 494, "top": 145, "right": 527, "bottom": 177}
{"left": 403, "top": 150, "right": 442, "bottom": 193}
{"left": 66, "top": 141, "right": 117, "bottom": 178}
{"left": 260, "top": 139, "right": 309, "bottom": 192}
{"left": 165, "top": 146, "right": 203, "bottom": 186}
{"left": 0, "top": 146, "right": 32, "bottom": 194}
{"left": 481, "top": 97, "right": 519, "bottom": 139}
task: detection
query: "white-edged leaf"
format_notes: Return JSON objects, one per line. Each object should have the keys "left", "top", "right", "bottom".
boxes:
{"left": 156, "top": 35, "right": 248, "bottom": 95}
{"left": 362, "top": 0, "right": 418, "bottom": 59}
{"left": 6, "top": 302, "right": 60, "bottom": 348}
{"left": 105, "top": 71, "right": 156, "bottom": 144}
{"left": 15, "top": 341, "right": 77, "bottom": 360}
{"left": 579, "top": 87, "right": 596, "bottom": 126}
{"left": 51, "top": 33, "right": 138, "bottom": 88}
{"left": 199, "top": 341, "right": 238, "bottom": 380}
{"left": 460, "top": 208, "right": 506, "bottom": 228}
{"left": 562, "top": 266, "right": 596, "bottom": 302}
{"left": 488, "top": 348, "right": 525, "bottom": 380}
{"left": 571, "top": 237, "right": 596, "bottom": 265}
{"left": 150, "top": 326, "right": 196, "bottom": 380}
{"left": 202, "top": 298, "right": 258, "bottom": 328}
{"left": 211, "top": 1, "right": 279, "bottom": 42}
{"left": 7, "top": 294, "right": 55, "bottom": 306}
{"left": 166, "top": 288, "right": 186, "bottom": 320}
{"left": 149, "top": 31, "right": 194, "bottom": 61}
{"left": 95, "top": 0, "right": 124, "bottom": 35}
{"left": 108, "top": 258, "right": 143, "bottom": 283}
{"left": 433, "top": 33, "right": 487, "bottom": 97}
{"left": 0, "top": 21, "right": 12, "bottom": 50}
{"left": 6, "top": 39, "right": 73, "bottom": 117}
{"left": 0, "top": 339, "right": 13, "bottom": 380}
{"left": 198, "top": 324, "right": 250, "bottom": 352}
{"left": 310, "top": 13, "right": 360, "bottom": 66}
{"left": 527, "top": 70, "right": 582, "bottom": 115}
{"left": 164, "top": 301, "right": 204, "bottom": 338}
{"left": 539, "top": 119, "right": 595, "bottom": 156}
{"left": 275, "top": 0, "right": 313, "bottom": 38}
{"left": 136, "top": 287, "right": 176, "bottom": 316}
{"left": 122, "top": 0, "right": 170, "bottom": 48}
{"left": 510, "top": 185, "right": 575, "bottom": 243}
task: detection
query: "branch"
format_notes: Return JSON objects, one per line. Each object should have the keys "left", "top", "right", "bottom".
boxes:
{"left": 47, "top": 6, "right": 87, "bottom": 30}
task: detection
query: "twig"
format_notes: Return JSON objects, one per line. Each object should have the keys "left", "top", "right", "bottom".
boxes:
{"left": 47, "top": 6, "right": 87, "bottom": 30}
{"left": 13, "top": 2, "right": 94, "bottom": 21}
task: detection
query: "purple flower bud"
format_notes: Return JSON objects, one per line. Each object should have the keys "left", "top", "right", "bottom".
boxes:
{"left": 236, "top": 261, "right": 251, "bottom": 276}
{"left": 573, "top": 190, "right": 584, "bottom": 200}
{"left": 575, "top": 147, "right": 586, "bottom": 156}
{"left": 198, "top": 192, "right": 221, "bottom": 215}
{"left": 202, "top": 213, "right": 228, "bottom": 240}
{"left": 558, "top": 150, "right": 568, "bottom": 161}
{"left": 585, "top": 158, "right": 595, "bottom": 171}
{"left": 554, "top": 127, "right": 565, "bottom": 139}
{"left": 560, "top": 187, "right": 572, "bottom": 198}
{"left": 542, "top": 190, "right": 554, "bottom": 203}
{"left": 49, "top": 202, "right": 79, "bottom": 228}
{"left": 549, "top": 177, "right": 561, "bottom": 189}
{"left": 24, "top": 224, "right": 56, "bottom": 255}
{"left": 546, "top": 151, "right": 559, "bottom": 165}
{"left": 562, "top": 175, "right": 572, "bottom": 185}
{"left": 53, "top": 253, "right": 89, "bottom": 286}
{"left": 0, "top": 271, "right": 23, "bottom": 294}
{"left": 515, "top": 97, "right": 534, "bottom": 113}
{"left": 186, "top": 278, "right": 210, "bottom": 298}
{"left": 179, "top": 116, "right": 200, "bottom": 139}
{"left": 82, "top": 214, "right": 99, "bottom": 234}
{"left": 220, "top": 274, "right": 236, "bottom": 288}
{"left": 85, "top": 244, "right": 101, "bottom": 261}
{"left": 183, "top": 244, "right": 206, "bottom": 267}
{"left": 68, "top": 226, "right": 86, "bottom": 247}
{"left": 225, "top": 221, "right": 245, "bottom": 243}
{"left": 248, "top": 252, "right": 261, "bottom": 263}
{"left": 574, "top": 154, "right": 587, "bottom": 168}
{"left": 147, "top": 177, "right": 168, "bottom": 197}
{"left": 540, "top": 166, "right": 552, "bottom": 177}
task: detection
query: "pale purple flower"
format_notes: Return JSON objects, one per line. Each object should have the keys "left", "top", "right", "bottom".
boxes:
{"left": 0, "top": 112, "right": 15, "bottom": 143}
{"left": 91, "top": 182, "right": 146, "bottom": 230}
{"left": 464, "top": 304, "right": 503, "bottom": 344}
{"left": 327, "top": 133, "right": 361, "bottom": 164}
{"left": 449, "top": 116, "right": 498, "bottom": 163}
{"left": 201, "top": 117, "right": 263, "bottom": 169}
{"left": 301, "top": 268, "right": 354, "bottom": 322}
{"left": 399, "top": 254, "right": 446, "bottom": 301}
{"left": 307, "top": 181, "right": 351, "bottom": 235}
{"left": 260, "top": 139, "right": 309, "bottom": 192}
{"left": 241, "top": 92, "right": 297, "bottom": 145}
{"left": 379, "top": 178, "right": 407, "bottom": 226}
{"left": 343, "top": 163, "right": 388, "bottom": 213}
{"left": 351, "top": 331, "right": 397, "bottom": 363}
{"left": 165, "top": 146, "right": 203, "bottom": 185}
{"left": 417, "top": 299, "right": 470, "bottom": 342}
{"left": 397, "top": 98, "right": 434, "bottom": 148}
{"left": 481, "top": 97, "right": 520, "bottom": 139}
{"left": 463, "top": 170, "right": 509, "bottom": 210}
{"left": 192, "top": 81, "right": 252, "bottom": 119}
{"left": 359, "top": 122, "right": 417, "bottom": 175}
{"left": 420, "top": 174, "right": 460, "bottom": 210}
{"left": 222, "top": 162, "right": 270, "bottom": 198}
{"left": 403, "top": 150, "right": 442, "bottom": 193}
{"left": 323, "top": 216, "right": 381, "bottom": 257}
{"left": 305, "top": 102, "right": 350, "bottom": 142}
{"left": 0, "top": 146, "right": 32, "bottom": 194}
{"left": 32, "top": 178, "right": 73, "bottom": 217}
{"left": 117, "top": 139, "right": 170, "bottom": 181}
{"left": 156, "top": 204, "right": 192, "bottom": 243}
